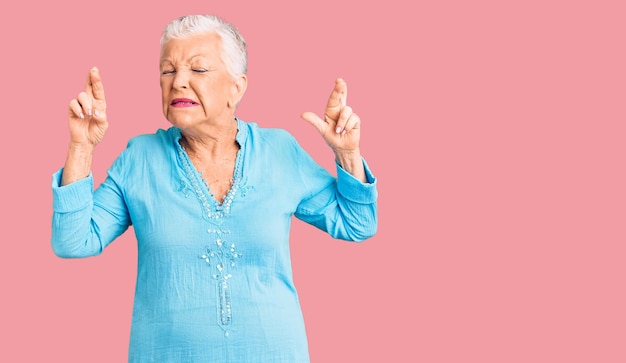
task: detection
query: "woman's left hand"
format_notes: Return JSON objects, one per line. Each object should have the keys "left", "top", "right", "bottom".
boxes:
{"left": 301, "top": 78, "right": 360, "bottom": 156}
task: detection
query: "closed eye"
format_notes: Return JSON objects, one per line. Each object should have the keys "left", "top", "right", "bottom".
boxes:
{"left": 192, "top": 69, "right": 207, "bottom": 73}
{"left": 161, "top": 70, "right": 175, "bottom": 75}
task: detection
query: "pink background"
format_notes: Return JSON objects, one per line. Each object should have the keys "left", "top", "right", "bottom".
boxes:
{"left": 2, "top": 0, "right": 625, "bottom": 362}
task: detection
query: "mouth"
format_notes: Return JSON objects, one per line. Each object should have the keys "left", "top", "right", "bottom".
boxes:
{"left": 171, "top": 98, "right": 199, "bottom": 107}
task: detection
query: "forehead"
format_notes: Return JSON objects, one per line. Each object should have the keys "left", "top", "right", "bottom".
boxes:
{"left": 160, "top": 32, "right": 223, "bottom": 62}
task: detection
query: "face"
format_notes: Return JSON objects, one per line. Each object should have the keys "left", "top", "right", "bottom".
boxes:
{"left": 160, "top": 32, "right": 246, "bottom": 128}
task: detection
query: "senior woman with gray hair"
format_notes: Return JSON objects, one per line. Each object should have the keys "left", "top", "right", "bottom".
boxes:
{"left": 51, "top": 14, "right": 378, "bottom": 362}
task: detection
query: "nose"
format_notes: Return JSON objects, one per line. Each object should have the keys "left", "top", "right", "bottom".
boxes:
{"left": 172, "top": 70, "right": 189, "bottom": 89}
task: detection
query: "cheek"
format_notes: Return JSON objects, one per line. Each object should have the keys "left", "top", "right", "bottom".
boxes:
{"left": 160, "top": 89, "right": 169, "bottom": 115}
{"left": 195, "top": 85, "right": 216, "bottom": 105}
{"left": 160, "top": 81, "right": 169, "bottom": 101}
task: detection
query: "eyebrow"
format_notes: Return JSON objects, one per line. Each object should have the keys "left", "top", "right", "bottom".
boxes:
{"left": 160, "top": 55, "right": 213, "bottom": 69}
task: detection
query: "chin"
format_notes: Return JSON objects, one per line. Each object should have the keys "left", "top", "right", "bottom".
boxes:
{"left": 166, "top": 115, "right": 194, "bottom": 128}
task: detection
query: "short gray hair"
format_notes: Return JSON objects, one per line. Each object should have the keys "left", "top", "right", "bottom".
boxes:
{"left": 161, "top": 14, "right": 248, "bottom": 78}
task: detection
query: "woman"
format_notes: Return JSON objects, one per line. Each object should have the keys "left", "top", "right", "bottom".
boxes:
{"left": 52, "top": 14, "right": 378, "bottom": 362}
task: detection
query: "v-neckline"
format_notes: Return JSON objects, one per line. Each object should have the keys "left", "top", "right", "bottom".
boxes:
{"left": 175, "top": 121, "right": 245, "bottom": 219}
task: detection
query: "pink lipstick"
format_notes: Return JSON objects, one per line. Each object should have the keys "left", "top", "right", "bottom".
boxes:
{"left": 171, "top": 98, "right": 199, "bottom": 108}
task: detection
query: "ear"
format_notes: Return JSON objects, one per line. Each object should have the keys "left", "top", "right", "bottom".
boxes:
{"left": 228, "top": 74, "right": 248, "bottom": 108}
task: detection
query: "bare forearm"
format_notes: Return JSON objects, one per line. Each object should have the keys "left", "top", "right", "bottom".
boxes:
{"left": 61, "top": 143, "right": 95, "bottom": 186}
{"left": 335, "top": 148, "right": 366, "bottom": 183}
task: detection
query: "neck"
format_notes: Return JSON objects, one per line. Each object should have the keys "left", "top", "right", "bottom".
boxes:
{"left": 180, "top": 119, "right": 239, "bottom": 156}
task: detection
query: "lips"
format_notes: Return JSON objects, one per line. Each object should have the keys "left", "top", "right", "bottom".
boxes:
{"left": 171, "top": 98, "right": 199, "bottom": 107}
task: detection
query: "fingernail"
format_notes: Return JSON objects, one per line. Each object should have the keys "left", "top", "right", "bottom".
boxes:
{"left": 341, "top": 129, "right": 347, "bottom": 135}
{"left": 87, "top": 109, "right": 92, "bottom": 116}
{"left": 79, "top": 112, "right": 85, "bottom": 119}
{"left": 335, "top": 127, "right": 342, "bottom": 134}
{"left": 95, "top": 110, "right": 100, "bottom": 117}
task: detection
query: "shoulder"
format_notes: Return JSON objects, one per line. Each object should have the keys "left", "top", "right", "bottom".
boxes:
{"left": 238, "top": 120, "right": 317, "bottom": 171}
{"left": 239, "top": 119, "right": 298, "bottom": 148}
{"left": 126, "top": 128, "right": 174, "bottom": 149}
{"left": 115, "top": 127, "right": 177, "bottom": 164}
{"left": 107, "top": 127, "right": 177, "bottom": 176}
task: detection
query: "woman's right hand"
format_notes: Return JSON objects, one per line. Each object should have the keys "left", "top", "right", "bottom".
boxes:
{"left": 68, "top": 67, "right": 108, "bottom": 148}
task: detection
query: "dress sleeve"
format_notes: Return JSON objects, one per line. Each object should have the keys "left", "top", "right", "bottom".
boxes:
{"left": 51, "top": 151, "right": 132, "bottom": 258}
{"left": 293, "top": 140, "right": 378, "bottom": 242}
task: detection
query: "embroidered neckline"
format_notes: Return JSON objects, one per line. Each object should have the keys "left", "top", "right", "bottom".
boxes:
{"left": 175, "top": 122, "right": 246, "bottom": 220}
{"left": 172, "top": 120, "right": 254, "bottom": 337}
